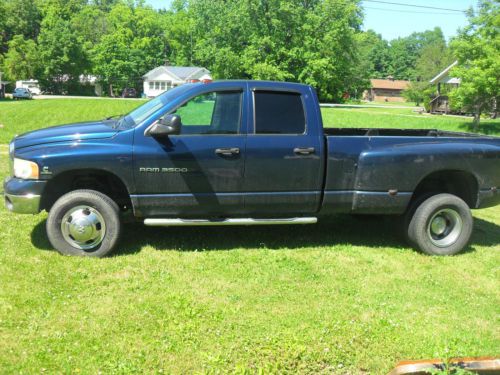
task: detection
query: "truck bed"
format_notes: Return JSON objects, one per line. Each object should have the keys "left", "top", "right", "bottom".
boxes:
{"left": 323, "top": 128, "right": 484, "bottom": 137}
{"left": 321, "top": 129, "right": 500, "bottom": 215}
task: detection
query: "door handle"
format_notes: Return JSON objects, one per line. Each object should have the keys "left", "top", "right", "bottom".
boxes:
{"left": 215, "top": 147, "right": 240, "bottom": 156}
{"left": 294, "top": 147, "right": 315, "bottom": 155}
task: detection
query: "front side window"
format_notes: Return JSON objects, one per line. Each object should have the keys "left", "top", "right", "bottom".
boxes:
{"left": 155, "top": 82, "right": 160, "bottom": 90}
{"left": 171, "top": 90, "right": 242, "bottom": 135}
{"left": 160, "top": 82, "right": 166, "bottom": 90}
{"left": 123, "top": 84, "right": 194, "bottom": 127}
{"left": 254, "top": 91, "right": 306, "bottom": 134}
{"left": 149, "top": 82, "right": 154, "bottom": 90}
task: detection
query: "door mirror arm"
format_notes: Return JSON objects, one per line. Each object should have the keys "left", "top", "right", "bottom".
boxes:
{"left": 144, "top": 114, "right": 182, "bottom": 137}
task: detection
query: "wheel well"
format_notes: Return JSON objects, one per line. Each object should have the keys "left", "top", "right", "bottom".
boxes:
{"left": 41, "top": 169, "right": 132, "bottom": 212}
{"left": 411, "top": 170, "right": 478, "bottom": 208}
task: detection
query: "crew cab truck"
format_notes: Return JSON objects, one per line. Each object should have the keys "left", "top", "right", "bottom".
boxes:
{"left": 4, "top": 81, "right": 500, "bottom": 257}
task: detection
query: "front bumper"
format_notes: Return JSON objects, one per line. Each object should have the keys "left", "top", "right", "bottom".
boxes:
{"left": 4, "top": 193, "right": 41, "bottom": 214}
{"left": 3, "top": 177, "right": 46, "bottom": 214}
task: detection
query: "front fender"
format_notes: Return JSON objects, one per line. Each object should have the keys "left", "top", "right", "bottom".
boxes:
{"left": 14, "top": 130, "right": 135, "bottom": 191}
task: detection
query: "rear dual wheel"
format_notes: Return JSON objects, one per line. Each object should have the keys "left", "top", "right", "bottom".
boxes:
{"left": 406, "top": 193, "right": 473, "bottom": 256}
{"left": 46, "top": 190, "right": 121, "bottom": 257}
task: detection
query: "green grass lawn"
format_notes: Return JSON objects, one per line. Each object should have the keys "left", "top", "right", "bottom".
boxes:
{"left": 0, "top": 99, "right": 146, "bottom": 143}
{"left": 0, "top": 99, "right": 499, "bottom": 373}
{"left": 347, "top": 100, "right": 419, "bottom": 107}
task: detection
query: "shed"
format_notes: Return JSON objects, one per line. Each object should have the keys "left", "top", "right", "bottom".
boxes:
{"left": 429, "top": 61, "right": 460, "bottom": 114}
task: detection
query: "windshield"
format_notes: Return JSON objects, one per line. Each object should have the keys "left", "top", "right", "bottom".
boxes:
{"left": 119, "top": 84, "right": 195, "bottom": 128}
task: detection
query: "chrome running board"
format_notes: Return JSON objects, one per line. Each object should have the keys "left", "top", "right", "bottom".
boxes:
{"left": 144, "top": 217, "right": 317, "bottom": 227}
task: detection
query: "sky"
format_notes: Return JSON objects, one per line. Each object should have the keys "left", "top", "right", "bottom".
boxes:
{"left": 145, "top": 0, "right": 476, "bottom": 41}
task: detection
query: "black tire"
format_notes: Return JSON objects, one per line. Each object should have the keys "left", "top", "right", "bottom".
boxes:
{"left": 406, "top": 193, "right": 473, "bottom": 256}
{"left": 46, "top": 189, "right": 121, "bottom": 257}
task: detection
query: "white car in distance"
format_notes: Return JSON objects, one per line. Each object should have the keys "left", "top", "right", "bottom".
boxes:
{"left": 12, "top": 88, "right": 33, "bottom": 100}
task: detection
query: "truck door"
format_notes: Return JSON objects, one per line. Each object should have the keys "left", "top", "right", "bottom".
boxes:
{"left": 243, "top": 87, "right": 324, "bottom": 214}
{"left": 133, "top": 88, "right": 247, "bottom": 217}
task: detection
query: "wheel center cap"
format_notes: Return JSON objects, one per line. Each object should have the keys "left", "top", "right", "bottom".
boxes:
{"left": 69, "top": 218, "right": 94, "bottom": 241}
{"left": 431, "top": 216, "right": 447, "bottom": 235}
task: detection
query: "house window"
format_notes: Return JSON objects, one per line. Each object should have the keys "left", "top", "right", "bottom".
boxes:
{"left": 149, "top": 82, "right": 154, "bottom": 90}
{"left": 160, "top": 82, "right": 166, "bottom": 90}
{"left": 166, "top": 81, "right": 172, "bottom": 90}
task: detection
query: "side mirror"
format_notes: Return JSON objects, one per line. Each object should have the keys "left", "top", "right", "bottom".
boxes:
{"left": 145, "top": 114, "right": 182, "bottom": 137}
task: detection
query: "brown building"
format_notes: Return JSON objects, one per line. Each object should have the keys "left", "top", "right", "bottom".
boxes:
{"left": 364, "top": 78, "right": 410, "bottom": 102}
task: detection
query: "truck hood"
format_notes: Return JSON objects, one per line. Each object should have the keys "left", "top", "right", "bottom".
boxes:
{"left": 13, "top": 120, "right": 119, "bottom": 149}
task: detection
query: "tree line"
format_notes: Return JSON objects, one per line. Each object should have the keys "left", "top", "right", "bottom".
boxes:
{"left": 0, "top": 0, "right": 497, "bottom": 113}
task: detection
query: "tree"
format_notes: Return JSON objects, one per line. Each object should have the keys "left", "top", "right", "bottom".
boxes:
{"left": 387, "top": 27, "right": 448, "bottom": 80}
{"left": 35, "top": 0, "right": 87, "bottom": 20}
{"left": 2, "top": 35, "right": 39, "bottom": 80}
{"left": 161, "top": 7, "right": 195, "bottom": 66}
{"left": 402, "top": 81, "right": 434, "bottom": 107}
{"left": 71, "top": 5, "right": 108, "bottom": 46}
{"left": 403, "top": 33, "right": 454, "bottom": 108}
{"left": 0, "top": 0, "right": 41, "bottom": 54}
{"left": 450, "top": 0, "right": 499, "bottom": 126}
{"left": 92, "top": 2, "right": 166, "bottom": 96}
{"left": 187, "top": 0, "right": 363, "bottom": 102}
{"left": 415, "top": 41, "right": 454, "bottom": 81}
{"left": 0, "top": 2, "right": 6, "bottom": 49}
{"left": 37, "top": 10, "right": 89, "bottom": 93}
{"left": 356, "top": 30, "right": 391, "bottom": 79}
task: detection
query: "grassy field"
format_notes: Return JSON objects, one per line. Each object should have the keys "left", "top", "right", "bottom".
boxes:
{"left": 347, "top": 100, "right": 419, "bottom": 107}
{"left": 0, "top": 99, "right": 499, "bottom": 373}
{"left": 0, "top": 99, "right": 145, "bottom": 143}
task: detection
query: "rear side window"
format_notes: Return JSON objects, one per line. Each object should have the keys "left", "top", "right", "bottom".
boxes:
{"left": 254, "top": 91, "right": 306, "bottom": 134}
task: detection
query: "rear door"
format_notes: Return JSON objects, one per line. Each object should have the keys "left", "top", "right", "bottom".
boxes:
{"left": 243, "top": 85, "right": 324, "bottom": 214}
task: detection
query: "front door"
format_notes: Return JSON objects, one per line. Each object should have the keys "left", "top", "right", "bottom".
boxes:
{"left": 133, "top": 89, "right": 246, "bottom": 217}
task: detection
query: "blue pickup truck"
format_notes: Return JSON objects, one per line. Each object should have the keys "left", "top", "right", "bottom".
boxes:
{"left": 4, "top": 81, "right": 500, "bottom": 257}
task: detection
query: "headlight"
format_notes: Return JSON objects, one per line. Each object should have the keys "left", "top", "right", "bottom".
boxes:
{"left": 13, "top": 158, "right": 39, "bottom": 179}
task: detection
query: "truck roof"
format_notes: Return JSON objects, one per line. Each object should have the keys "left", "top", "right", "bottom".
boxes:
{"left": 198, "top": 80, "right": 312, "bottom": 90}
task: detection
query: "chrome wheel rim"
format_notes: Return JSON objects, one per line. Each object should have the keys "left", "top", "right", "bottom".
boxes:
{"left": 427, "top": 208, "right": 462, "bottom": 248}
{"left": 61, "top": 205, "right": 106, "bottom": 250}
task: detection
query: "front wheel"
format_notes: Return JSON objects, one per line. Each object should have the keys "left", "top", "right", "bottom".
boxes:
{"left": 46, "top": 190, "right": 121, "bottom": 257}
{"left": 406, "top": 193, "right": 473, "bottom": 256}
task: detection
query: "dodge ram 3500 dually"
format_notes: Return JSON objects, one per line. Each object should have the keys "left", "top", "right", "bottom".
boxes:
{"left": 4, "top": 81, "right": 500, "bottom": 257}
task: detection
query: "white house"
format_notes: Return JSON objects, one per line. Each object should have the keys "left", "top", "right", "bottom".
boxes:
{"left": 142, "top": 66, "right": 212, "bottom": 97}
